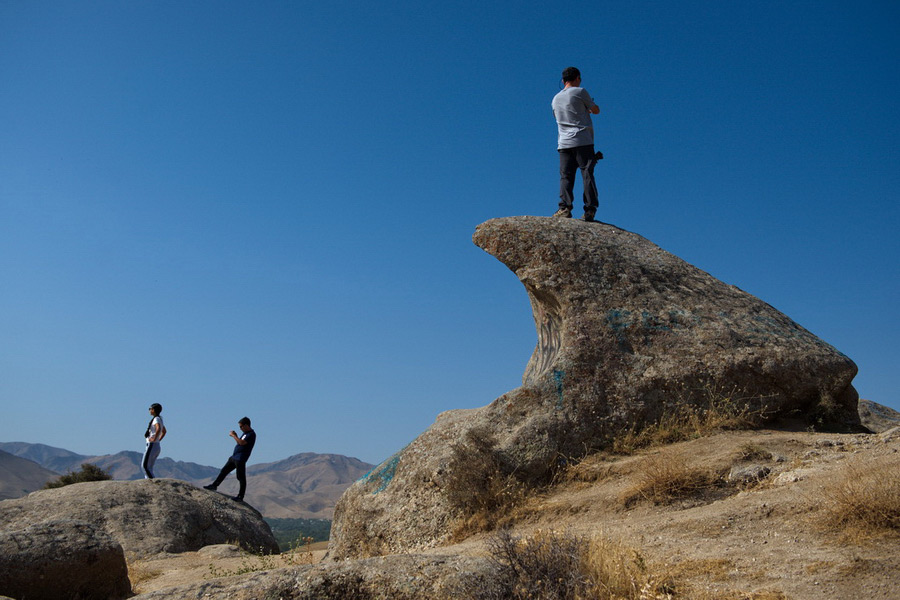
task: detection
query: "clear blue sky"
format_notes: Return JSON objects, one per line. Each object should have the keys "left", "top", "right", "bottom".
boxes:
{"left": 2, "top": 1, "right": 897, "bottom": 468}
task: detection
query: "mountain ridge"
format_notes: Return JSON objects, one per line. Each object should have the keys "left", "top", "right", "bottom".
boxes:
{"left": 0, "top": 442, "right": 373, "bottom": 518}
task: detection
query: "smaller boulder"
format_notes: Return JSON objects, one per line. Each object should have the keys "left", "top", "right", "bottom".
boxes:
{"left": 0, "top": 519, "right": 131, "bottom": 600}
{"left": 727, "top": 464, "right": 771, "bottom": 485}
{"left": 0, "top": 479, "right": 279, "bottom": 558}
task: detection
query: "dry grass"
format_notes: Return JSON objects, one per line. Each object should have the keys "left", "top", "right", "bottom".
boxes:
{"left": 458, "top": 528, "right": 677, "bottom": 600}
{"left": 620, "top": 448, "right": 722, "bottom": 507}
{"left": 449, "top": 387, "right": 768, "bottom": 535}
{"left": 564, "top": 452, "right": 622, "bottom": 483}
{"left": 818, "top": 454, "right": 900, "bottom": 538}
{"left": 733, "top": 444, "right": 772, "bottom": 462}
{"left": 445, "top": 427, "right": 526, "bottom": 540}
{"left": 686, "top": 590, "right": 789, "bottom": 600}
{"left": 610, "top": 386, "right": 767, "bottom": 456}
{"left": 459, "top": 529, "right": 787, "bottom": 600}
{"left": 205, "top": 538, "right": 318, "bottom": 579}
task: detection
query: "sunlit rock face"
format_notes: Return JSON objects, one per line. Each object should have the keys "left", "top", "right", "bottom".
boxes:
{"left": 0, "top": 479, "right": 279, "bottom": 559}
{"left": 329, "top": 216, "right": 860, "bottom": 559}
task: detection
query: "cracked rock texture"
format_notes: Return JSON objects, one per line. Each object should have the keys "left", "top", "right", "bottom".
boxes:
{"left": 0, "top": 479, "right": 279, "bottom": 559}
{"left": 0, "top": 519, "right": 131, "bottom": 600}
{"left": 329, "top": 216, "right": 860, "bottom": 559}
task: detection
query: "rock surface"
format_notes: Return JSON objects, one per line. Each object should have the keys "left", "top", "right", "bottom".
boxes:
{"left": 858, "top": 399, "right": 900, "bottom": 433}
{"left": 330, "top": 216, "right": 862, "bottom": 559}
{"left": 0, "top": 479, "right": 278, "bottom": 558}
{"left": 130, "top": 553, "right": 492, "bottom": 600}
{"left": 0, "top": 519, "right": 131, "bottom": 600}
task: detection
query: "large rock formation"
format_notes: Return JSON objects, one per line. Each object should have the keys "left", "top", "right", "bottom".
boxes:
{"left": 330, "top": 216, "right": 861, "bottom": 559}
{"left": 0, "top": 519, "right": 131, "bottom": 600}
{"left": 0, "top": 479, "right": 279, "bottom": 558}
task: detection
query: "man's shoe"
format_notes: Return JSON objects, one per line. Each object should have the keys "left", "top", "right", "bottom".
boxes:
{"left": 231, "top": 496, "right": 244, "bottom": 502}
{"left": 553, "top": 208, "right": 572, "bottom": 218}
{"left": 203, "top": 485, "right": 217, "bottom": 491}
{"left": 582, "top": 212, "right": 597, "bottom": 222}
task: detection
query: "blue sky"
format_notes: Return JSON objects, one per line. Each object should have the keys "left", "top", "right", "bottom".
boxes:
{"left": 2, "top": 1, "right": 897, "bottom": 468}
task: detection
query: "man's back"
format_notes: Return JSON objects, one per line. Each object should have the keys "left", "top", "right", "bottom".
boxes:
{"left": 552, "top": 86, "right": 596, "bottom": 149}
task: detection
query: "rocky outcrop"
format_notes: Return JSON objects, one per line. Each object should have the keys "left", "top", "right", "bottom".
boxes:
{"left": 0, "top": 519, "right": 131, "bottom": 600}
{"left": 858, "top": 399, "right": 900, "bottom": 433}
{"left": 330, "top": 216, "right": 861, "bottom": 559}
{"left": 0, "top": 479, "right": 278, "bottom": 558}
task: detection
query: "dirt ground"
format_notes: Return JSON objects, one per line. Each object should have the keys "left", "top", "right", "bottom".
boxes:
{"left": 474, "top": 428, "right": 900, "bottom": 599}
{"left": 128, "top": 541, "right": 329, "bottom": 594}
{"left": 128, "top": 428, "right": 899, "bottom": 599}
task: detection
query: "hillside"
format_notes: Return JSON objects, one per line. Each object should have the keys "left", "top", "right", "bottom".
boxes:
{"left": 0, "top": 450, "right": 57, "bottom": 500}
{"left": 215, "top": 453, "right": 374, "bottom": 518}
{"left": 0, "top": 442, "right": 373, "bottom": 518}
{"left": 0, "top": 442, "right": 218, "bottom": 482}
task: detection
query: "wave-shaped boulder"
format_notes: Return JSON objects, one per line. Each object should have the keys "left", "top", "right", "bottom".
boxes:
{"left": 0, "top": 479, "right": 278, "bottom": 559}
{"left": 330, "top": 216, "right": 861, "bottom": 559}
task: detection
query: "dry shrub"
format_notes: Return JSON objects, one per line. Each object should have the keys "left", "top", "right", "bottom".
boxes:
{"left": 459, "top": 530, "right": 787, "bottom": 600}
{"left": 445, "top": 427, "right": 526, "bottom": 539}
{"left": 564, "top": 452, "right": 620, "bottom": 483}
{"left": 459, "top": 529, "right": 675, "bottom": 600}
{"left": 734, "top": 444, "right": 772, "bottom": 462}
{"left": 620, "top": 449, "right": 721, "bottom": 507}
{"left": 582, "top": 534, "right": 676, "bottom": 599}
{"left": 44, "top": 462, "right": 112, "bottom": 488}
{"left": 611, "top": 387, "right": 766, "bottom": 456}
{"left": 819, "top": 454, "right": 900, "bottom": 537}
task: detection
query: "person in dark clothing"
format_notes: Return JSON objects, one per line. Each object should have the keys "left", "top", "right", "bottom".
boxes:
{"left": 203, "top": 417, "right": 256, "bottom": 501}
{"left": 551, "top": 66, "right": 601, "bottom": 221}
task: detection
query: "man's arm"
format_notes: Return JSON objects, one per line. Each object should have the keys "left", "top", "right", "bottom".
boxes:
{"left": 580, "top": 89, "right": 599, "bottom": 115}
{"left": 230, "top": 431, "right": 248, "bottom": 445}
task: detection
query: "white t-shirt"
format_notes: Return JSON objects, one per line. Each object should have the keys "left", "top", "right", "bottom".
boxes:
{"left": 148, "top": 416, "right": 165, "bottom": 443}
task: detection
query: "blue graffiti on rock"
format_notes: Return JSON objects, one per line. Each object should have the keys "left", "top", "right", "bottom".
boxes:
{"left": 360, "top": 448, "right": 406, "bottom": 494}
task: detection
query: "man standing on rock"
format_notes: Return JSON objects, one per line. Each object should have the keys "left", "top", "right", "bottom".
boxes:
{"left": 551, "top": 66, "right": 601, "bottom": 222}
{"left": 204, "top": 416, "right": 256, "bottom": 502}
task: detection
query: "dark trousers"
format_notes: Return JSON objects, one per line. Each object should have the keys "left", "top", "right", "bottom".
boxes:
{"left": 558, "top": 144, "right": 599, "bottom": 213}
{"left": 211, "top": 457, "right": 247, "bottom": 498}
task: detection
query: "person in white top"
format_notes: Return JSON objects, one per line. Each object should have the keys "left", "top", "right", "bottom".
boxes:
{"left": 142, "top": 403, "right": 167, "bottom": 479}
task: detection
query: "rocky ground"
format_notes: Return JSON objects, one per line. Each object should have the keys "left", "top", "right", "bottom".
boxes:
{"left": 497, "top": 427, "right": 900, "bottom": 599}
{"left": 124, "top": 426, "right": 899, "bottom": 599}
{"left": 128, "top": 542, "right": 329, "bottom": 594}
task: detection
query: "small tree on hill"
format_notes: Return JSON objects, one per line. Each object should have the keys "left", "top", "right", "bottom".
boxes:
{"left": 44, "top": 463, "right": 112, "bottom": 489}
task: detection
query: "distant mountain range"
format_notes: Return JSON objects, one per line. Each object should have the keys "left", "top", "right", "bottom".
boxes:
{"left": 0, "top": 450, "right": 60, "bottom": 501}
{"left": 0, "top": 442, "right": 373, "bottom": 519}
